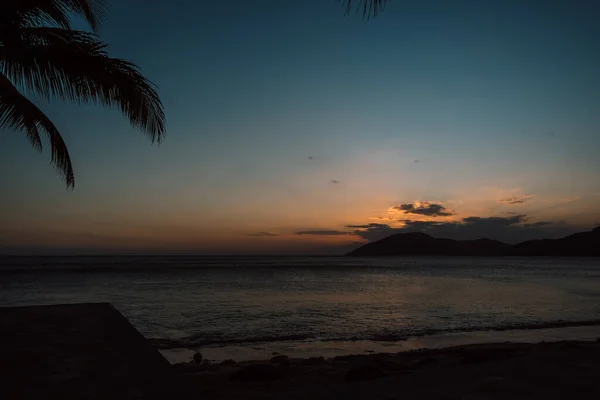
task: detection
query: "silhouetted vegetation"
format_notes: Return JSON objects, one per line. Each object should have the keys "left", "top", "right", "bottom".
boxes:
{"left": 0, "top": 0, "right": 165, "bottom": 188}
{"left": 339, "top": 0, "right": 390, "bottom": 18}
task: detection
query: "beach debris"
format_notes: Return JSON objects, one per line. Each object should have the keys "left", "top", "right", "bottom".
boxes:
{"left": 270, "top": 355, "right": 289, "bottom": 363}
{"left": 344, "top": 364, "right": 386, "bottom": 382}
{"left": 272, "top": 351, "right": 280, "bottom": 355}
{"left": 334, "top": 354, "right": 367, "bottom": 362}
{"left": 279, "top": 358, "right": 291, "bottom": 367}
{"left": 271, "top": 354, "right": 291, "bottom": 367}
{"left": 299, "top": 356, "right": 325, "bottom": 366}
{"left": 220, "top": 359, "right": 237, "bottom": 365}
{"left": 230, "top": 364, "right": 283, "bottom": 382}
{"left": 193, "top": 352, "right": 203, "bottom": 363}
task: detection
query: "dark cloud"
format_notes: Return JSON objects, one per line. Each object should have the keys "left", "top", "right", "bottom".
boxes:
{"left": 462, "top": 215, "right": 525, "bottom": 226}
{"left": 297, "top": 215, "right": 576, "bottom": 244}
{"left": 524, "top": 221, "right": 553, "bottom": 228}
{"left": 401, "top": 220, "right": 447, "bottom": 230}
{"left": 346, "top": 223, "right": 389, "bottom": 229}
{"left": 245, "top": 232, "right": 280, "bottom": 237}
{"left": 498, "top": 195, "right": 534, "bottom": 205}
{"left": 295, "top": 230, "right": 350, "bottom": 236}
{"left": 347, "top": 223, "right": 405, "bottom": 241}
{"left": 500, "top": 198, "right": 524, "bottom": 204}
{"left": 393, "top": 202, "right": 455, "bottom": 217}
{"left": 330, "top": 180, "right": 340, "bottom": 184}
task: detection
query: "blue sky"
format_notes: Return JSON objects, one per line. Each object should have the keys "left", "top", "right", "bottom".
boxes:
{"left": 1, "top": 0, "right": 599, "bottom": 254}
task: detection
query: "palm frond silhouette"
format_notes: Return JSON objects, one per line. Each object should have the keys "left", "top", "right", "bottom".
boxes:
{"left": 0, "top": 0, "right": 165, "bottom": 188}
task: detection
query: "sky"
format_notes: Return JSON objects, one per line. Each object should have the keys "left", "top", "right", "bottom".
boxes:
{"left": 1, "top": 0, "right": 600, "bottom": 254}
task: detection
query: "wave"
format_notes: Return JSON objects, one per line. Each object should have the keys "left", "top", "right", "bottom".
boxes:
{"left": 148, "top": 318, "right": 600, "bottom": 349}
{"left": 149, "top": 334, "right": 311, "bottom": 349}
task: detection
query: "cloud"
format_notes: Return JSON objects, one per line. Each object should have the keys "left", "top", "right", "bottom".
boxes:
{"left": 413, "top": 159, "right": 421, "bottom": 163}
{"left": 498, "top": 195, "right": 535, "bottom": 205}
{"left": 462, "top": 215, "right": 525, "bottom": 225}
{"left": 393, "top": 202, "right": 455, "bottom": 217}
{"left": 346, "top": 223, "right": 389, "bottom": 229}
{"left": 330, "top": 180, "right": 340, "bottom": 184}
{"left": 555, "top": 196, "right": 580, "bottom": 204}
{"left": 297, "top": 223, "right": 410, "bottom": 241}
{"left": 346, "top": 223, "right": 405, "bottom": 241}
{"left": 295, "top": 230, "right": 350, "bottom": 236}
{"left": 401, "top": 220, "right": 446, "bottom": 230}
{"left": 524, "top": 221, "right": 553, "bottom": 228}
{"left": 245, "top": 232, "right": 280, "bottom": 237}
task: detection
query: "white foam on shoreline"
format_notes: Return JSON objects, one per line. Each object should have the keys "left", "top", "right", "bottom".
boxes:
{"left": 160, "top": 325, "right": 600, "bottom": 364}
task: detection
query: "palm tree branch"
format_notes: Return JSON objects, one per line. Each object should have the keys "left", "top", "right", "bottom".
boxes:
{"left": 338, "top": 0, "right": 389, "bottom": 18}
{"left": 1, "top": 0, "right": 107, "bottom": 31}
{"left": 0, "top": 72, "right": 74, "bottom": 187}
{"left": 0, "top": 28, "right": 166, "bottom": 143}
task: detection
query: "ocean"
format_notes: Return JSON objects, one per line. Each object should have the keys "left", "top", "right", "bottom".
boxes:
{"left": 1, "top": 256, "right": 600, "bottom": 362}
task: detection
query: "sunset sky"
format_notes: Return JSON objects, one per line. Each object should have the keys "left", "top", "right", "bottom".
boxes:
{"left": 1, "top": 0, "right": 600, "bottom": 254}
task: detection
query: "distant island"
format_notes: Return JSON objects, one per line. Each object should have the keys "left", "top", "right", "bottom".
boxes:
{"left": 346, "top": 227, "right": 600, "bottom": 257}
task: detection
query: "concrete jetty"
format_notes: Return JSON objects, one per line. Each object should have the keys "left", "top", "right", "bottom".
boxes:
{"left": 0, "top": 303, "right": 198, "bottom": 399}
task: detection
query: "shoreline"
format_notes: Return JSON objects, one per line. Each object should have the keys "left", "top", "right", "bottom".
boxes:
{"left": 152, "top": 317, "right": 600, "bottom": 351}
{"left": 160, "top": 324, "right": 600, "bottom": 364}
{"left": 172, "top": 338, "right": 600, "bottom": 399}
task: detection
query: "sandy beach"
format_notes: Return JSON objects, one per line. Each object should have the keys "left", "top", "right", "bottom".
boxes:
{"left": 173, "top": 339, "right": 600, "bottom": 399}
{"left": 4, "top": 303, "right": 600, "bottom": 398}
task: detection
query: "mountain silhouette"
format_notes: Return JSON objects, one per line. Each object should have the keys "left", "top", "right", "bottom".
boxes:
{"left": 511, "top": 226, "right": 600, "bottom": 256}
{"left": 346, "top": 227, "right": 600, "bottom": 257}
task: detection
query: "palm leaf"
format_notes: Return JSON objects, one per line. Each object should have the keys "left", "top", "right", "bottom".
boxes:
{"left": 339, "top": 0, "right": 390, "bottom": 18}
{"left": 1, "top": 0, "right": 107, "bottom": 31}
{"left": 0, "top": 72, "right": 74, "bottom": 187}
{"left": 0, "top": 28, "right": 166, "bottom": 143}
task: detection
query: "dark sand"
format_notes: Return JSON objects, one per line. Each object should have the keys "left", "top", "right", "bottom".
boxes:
{"left": 178, "top": 340, "right": 600, "bottom": 399}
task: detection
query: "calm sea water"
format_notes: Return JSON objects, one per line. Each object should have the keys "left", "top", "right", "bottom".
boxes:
{"left": 1, "top": 256, "right": 600, "bottom": 358}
